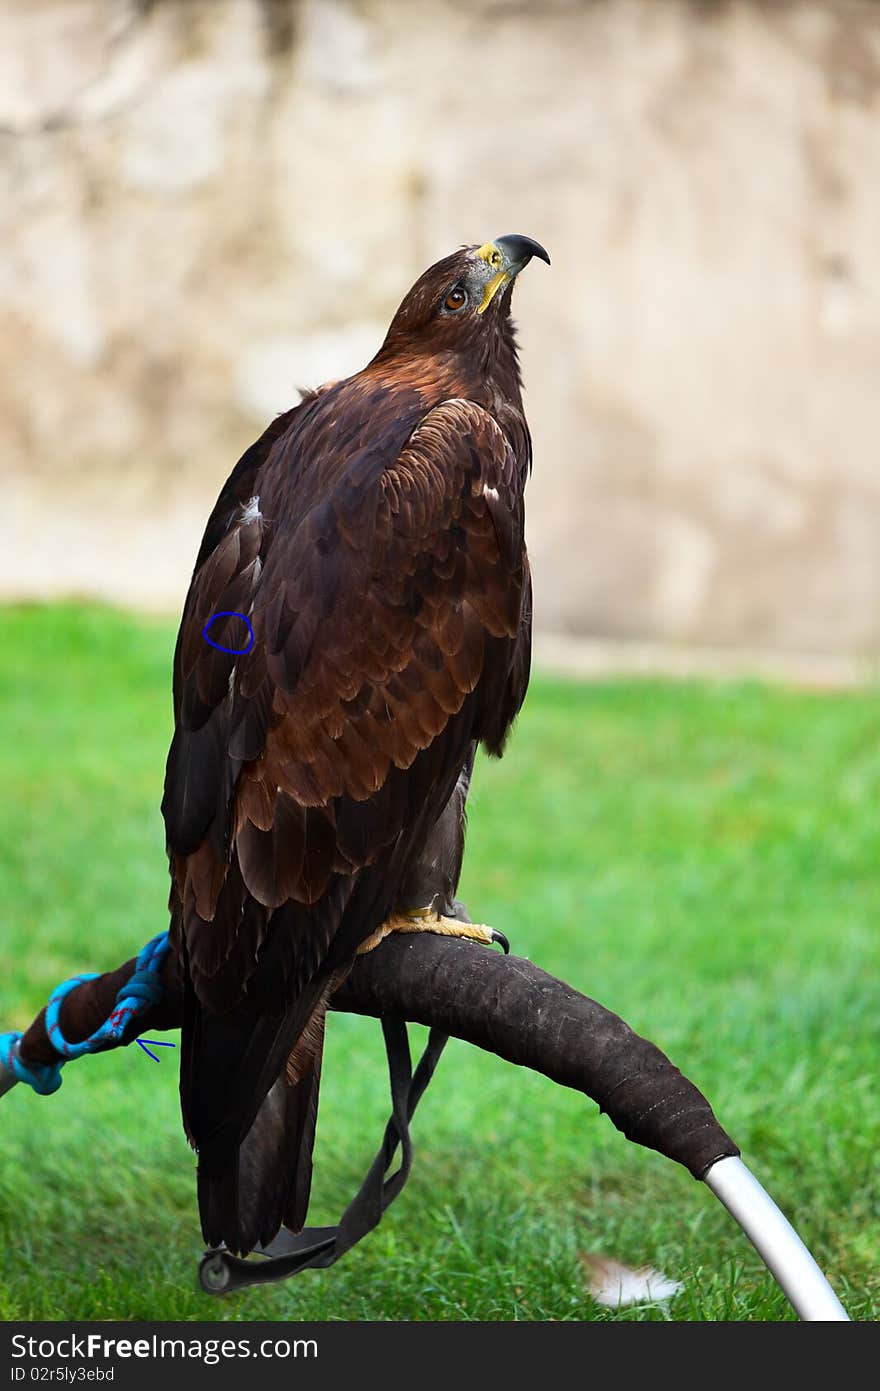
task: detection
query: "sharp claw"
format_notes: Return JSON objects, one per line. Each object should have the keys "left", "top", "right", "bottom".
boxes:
{"left": 490, "top": 928, "right": 510, "bottom": 955}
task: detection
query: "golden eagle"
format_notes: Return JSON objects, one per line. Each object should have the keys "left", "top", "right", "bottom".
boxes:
{"left": 161, "top": 234, "right": 549, "bottom": 1254}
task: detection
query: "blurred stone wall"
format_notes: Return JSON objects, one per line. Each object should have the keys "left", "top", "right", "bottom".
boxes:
{"left": 2, "top": 0, "right": 879, "bottom": 654}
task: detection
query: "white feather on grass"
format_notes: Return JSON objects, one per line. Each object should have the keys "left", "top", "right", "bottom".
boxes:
{"left": 580, "top": 1253, "right": 683, "bottom": 1308}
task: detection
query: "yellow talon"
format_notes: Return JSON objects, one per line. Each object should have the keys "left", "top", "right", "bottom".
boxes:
{"left": 357, "top": 911, "right": 509, "bottom": 955}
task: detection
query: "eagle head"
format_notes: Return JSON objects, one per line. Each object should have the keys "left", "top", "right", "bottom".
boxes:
{"left": 376, "top": 234, "right": 550, "bottom": 367}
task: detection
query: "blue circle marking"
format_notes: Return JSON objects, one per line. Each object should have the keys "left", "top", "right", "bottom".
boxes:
{"left": 202, "top": 611, "right": 255, "bottom": 656}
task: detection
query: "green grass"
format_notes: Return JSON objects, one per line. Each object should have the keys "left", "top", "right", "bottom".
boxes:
{"left": 0, "top": 602, "right": 877, "bottom": 1321}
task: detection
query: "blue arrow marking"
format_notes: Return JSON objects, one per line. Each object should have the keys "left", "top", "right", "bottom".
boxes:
{"left": 136, "top": 1038, "right": 177, "bottom": 1063}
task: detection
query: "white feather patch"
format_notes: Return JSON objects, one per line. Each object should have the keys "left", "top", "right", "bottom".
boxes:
{"left": 483, "top": 484, "right": 499, "bottom": 501}
{"left": 581, "top": 1253, "right": 683, "bottom": 1308}
{"left": 239, "top": 495, "right": 261, "bottom": 522}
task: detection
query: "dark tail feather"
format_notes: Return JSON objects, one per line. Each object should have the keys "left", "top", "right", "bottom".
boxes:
{"left": 196, "top": 1004, "right": 327, "bottom": 1254}
{"left": 198, "top": 1153, "right": 242, "bottom": 1252}
{"left": 282, "top": 1008, "right": 325, "bottom": 1235}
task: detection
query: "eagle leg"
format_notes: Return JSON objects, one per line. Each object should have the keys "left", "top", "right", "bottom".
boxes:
{"left": 357, "top": 907, "right": 509, "bottom": 956}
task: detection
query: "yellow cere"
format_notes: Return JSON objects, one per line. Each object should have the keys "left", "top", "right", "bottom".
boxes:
{"left": 476, "top": 242, "right": 504, "bottom": 269}
{"left": 475, "top": 243, "right": 510, "bottom": 314}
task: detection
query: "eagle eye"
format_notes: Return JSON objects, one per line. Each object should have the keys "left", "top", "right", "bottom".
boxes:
{"left": 442, "top": 284, "right": 468, "bottom": 314}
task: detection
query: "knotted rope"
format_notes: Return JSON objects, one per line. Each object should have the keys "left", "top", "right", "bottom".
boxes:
{"left": 0, "top": 931, "right": 171, "bottom": 1096}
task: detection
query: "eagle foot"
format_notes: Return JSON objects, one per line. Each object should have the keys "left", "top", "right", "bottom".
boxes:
{"left": 357, "top": 910, "right": 509, "bottom": 956}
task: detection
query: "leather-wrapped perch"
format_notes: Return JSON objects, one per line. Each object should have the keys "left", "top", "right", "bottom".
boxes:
{"left": 13, "top": 933, "right": 738, "bottom": 1180}
{"left": 8, "top": 932, "right": 854, "bottom": 1319}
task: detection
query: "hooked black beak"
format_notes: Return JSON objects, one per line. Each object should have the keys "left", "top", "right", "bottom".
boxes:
{"left": 493, "top": 234, "right": 551, "bottom": 271}
{"left": 473, "top": 234, "right": 551, "bottom": 313}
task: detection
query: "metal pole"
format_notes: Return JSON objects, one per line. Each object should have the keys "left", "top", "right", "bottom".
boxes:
{"left": 704, "top": 1155, "right": 850, "bottom": 1321}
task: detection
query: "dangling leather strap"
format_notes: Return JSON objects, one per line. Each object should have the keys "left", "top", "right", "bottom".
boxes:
{"left": 199, "top": 1015, "right": 449, "bottom": 1294}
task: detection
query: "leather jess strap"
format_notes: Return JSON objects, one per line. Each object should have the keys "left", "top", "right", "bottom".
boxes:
{"left": 198, "top": 1016, "right": 449, "bottom": 1294}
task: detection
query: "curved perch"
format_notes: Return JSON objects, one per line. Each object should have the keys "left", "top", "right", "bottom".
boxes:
{"left": 1, "top": 933, "right": 849, "bottom": 1319}
{"left": 335, "top": 936, "right": 737, "bottom": 1179}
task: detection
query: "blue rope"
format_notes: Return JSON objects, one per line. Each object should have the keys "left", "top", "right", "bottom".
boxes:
{"left": 0, "top": 1029, "right": 63, "bottom": 1095}
{"left": 0, "top": 931, "right": 172, "bottom": 1097}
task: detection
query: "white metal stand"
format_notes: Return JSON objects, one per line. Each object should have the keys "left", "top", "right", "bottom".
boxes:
{"left": 703, "top": 1155, "right": 850, "bottom": 1320}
